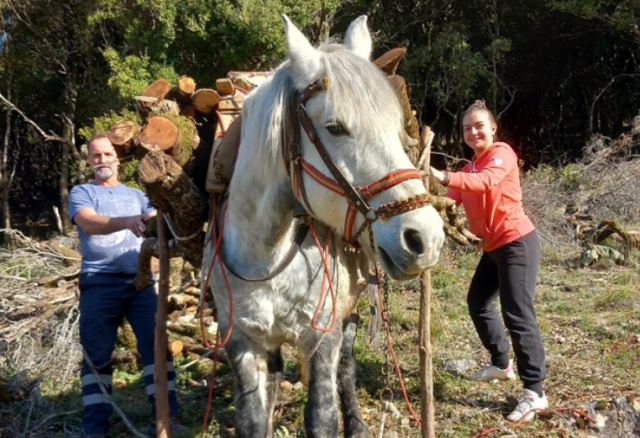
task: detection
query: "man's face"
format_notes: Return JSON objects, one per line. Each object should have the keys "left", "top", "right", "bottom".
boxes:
{"left": 88, "top": 137, "right": 119, "bottom": 181}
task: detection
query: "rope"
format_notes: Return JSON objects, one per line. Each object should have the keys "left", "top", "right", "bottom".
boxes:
{"left": 373, "top": 263, "right": 423, "bottom": 427}
{"left": 308, "top": 221, "right": 338, "bottom": 333}
{"left": 198, "top": 196, "right": 235, "bottom": 437}
{"left": 162, "top": 213, "right": 202, "bottom": 242}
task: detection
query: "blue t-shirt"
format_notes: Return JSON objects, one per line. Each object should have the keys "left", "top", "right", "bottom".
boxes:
{"left": 68, "top": 183, "right": 155, "bottom": 274}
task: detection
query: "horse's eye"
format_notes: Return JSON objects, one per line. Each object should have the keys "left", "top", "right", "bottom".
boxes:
{"left": 325, "top": 121, "right": 349, "bottom": 136}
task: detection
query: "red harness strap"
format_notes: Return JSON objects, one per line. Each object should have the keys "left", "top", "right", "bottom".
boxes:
{"left": 296, "top": 157, "right": 423, "bottom": 241}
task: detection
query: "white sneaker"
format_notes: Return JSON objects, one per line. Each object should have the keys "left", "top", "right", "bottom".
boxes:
{"left": 507, "top": 388, "right": 549, "bottom": 422}
{"left": 470, "top": 360, "right": 516, "bottom": 381}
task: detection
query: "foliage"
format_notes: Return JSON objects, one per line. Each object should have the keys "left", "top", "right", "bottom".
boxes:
{"left": 78, "top": 108, "right": 142, "bottom": 140}
{"left": 102, "top": 48, "right": 179, "bottom": 99}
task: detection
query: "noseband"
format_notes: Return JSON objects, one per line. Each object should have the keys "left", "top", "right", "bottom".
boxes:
{"left": 284, "top": 77, "right": 432, "bottom": 244}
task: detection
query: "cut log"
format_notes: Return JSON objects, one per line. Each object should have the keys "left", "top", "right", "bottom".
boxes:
{"left": 142, "top": 79, "right": 171, "bottom": 104}
{"left": 137, "top": 150, "right": 207, "bottom": 268}
{"left": 178, "top": 75, "right": 196, "bottom": 96}
{"left": 109, "top": 120, "right": 140, "bottom": 155}
{"left": 215, "top": 78, "right": 234, "bottom": 96}
{"left": 169, "top": 340, "right": 184, "bottom": 356}
{"left": 138, "top": 116, "right": 180, "bottom": 153}
{"left": 192, "top": 89, "right": 220, "bottom": 114}
{"left": 227, "top": 71, "right": 271, "bottom": 91}
{"left": 150, "top": 99, "right": 180, "bottom": 115}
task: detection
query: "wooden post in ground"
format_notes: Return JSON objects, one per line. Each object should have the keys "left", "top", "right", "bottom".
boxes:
{"left": 155, "top": 212, "right": 170, "bottom": 438}
{"left": 418, "top": 126, "right": 436, "bottom": 438}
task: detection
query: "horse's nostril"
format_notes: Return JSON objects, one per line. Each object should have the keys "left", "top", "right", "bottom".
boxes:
{"left": 403, "top": 229, "right": 424, "bottom": 255}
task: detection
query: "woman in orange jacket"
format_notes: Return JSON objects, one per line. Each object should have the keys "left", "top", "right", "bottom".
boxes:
{"left": 431, "top": 100, "right": 548, "bottom": 422}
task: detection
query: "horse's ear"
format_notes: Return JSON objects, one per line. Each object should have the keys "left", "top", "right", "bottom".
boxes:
{"left": 344, "top": 15, "right": 372, "bottom": 60}
{"left": 282, "top": 14, "right": 321, "bottom": 88}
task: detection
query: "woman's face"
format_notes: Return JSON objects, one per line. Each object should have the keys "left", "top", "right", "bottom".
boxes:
{"left": 462, "top": 110, "right": 496, "bottom": 156}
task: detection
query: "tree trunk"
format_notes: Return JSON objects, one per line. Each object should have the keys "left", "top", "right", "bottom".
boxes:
{"left": 2, "top": 89, "right": 11, "bottom": 231}
{"left": 1, "top": 32, "right": 12, "bottom": 232}
{"left": 60, "top": 76, "right": 79, "bottom": 233}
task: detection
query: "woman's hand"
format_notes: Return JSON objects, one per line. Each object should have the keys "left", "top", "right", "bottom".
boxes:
{"left": 430, "top": 167, "right": 449, "bottom": 186}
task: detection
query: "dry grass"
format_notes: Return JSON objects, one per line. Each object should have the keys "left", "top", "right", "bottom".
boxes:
{"left": 1, "top": 136, "right": 639, "bottom": 436}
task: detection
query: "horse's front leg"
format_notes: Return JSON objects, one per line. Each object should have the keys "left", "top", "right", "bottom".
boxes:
{"left": 338, "top": 313, "right": 372, "bottom": 437}
{"left": 226, "top": 331, "right": 282, "bottom": 438}
{"left": 305, "top": 329, "right": 342, "bottom": 438}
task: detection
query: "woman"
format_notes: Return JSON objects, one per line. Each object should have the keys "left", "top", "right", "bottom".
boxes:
{"left": 430, "top": 100, "right": 548, "bottom": 422}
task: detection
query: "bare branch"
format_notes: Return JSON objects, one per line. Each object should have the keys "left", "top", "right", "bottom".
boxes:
{"left": 0, "top": 92, "right": 65, "bottom": 142}
{"left": 589, "top": 73, "right": 640, "bottom": 134}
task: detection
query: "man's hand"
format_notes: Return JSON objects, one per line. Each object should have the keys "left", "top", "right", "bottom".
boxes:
{"left": 142, "top": 210, "right": 157, "bottom": 223}
{"left": 121, "top": 215, "right": 148, "bottom": 238}
{"left": 73, "top": 208, "right": 152, "bottom": 237}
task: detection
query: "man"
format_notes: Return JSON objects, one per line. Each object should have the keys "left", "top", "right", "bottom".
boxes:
{"left": 69, "top": 133, "right": 180, "bottom": 437}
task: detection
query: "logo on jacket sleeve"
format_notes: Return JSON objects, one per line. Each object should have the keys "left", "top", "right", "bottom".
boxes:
{"left": 493, "top": 158, "right": 503, "bottom": 166}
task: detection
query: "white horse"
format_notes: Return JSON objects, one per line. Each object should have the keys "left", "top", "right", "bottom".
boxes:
{"left": 203, "top": 15, "right": 445, "bottom": 437}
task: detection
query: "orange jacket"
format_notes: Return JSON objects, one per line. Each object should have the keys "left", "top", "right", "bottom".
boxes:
{"left": 446, "top": 142, "right": 534, "bottom": 252}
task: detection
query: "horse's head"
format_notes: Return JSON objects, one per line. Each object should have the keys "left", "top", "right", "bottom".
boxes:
{"left": 281, "top": 15, "right": 445, "bottom": 280}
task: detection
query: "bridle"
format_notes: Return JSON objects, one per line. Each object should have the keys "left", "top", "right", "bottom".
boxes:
{"left": 284, "top": 76, "right": 432, "bottom": 245}
{"left": 221, "top": 75, "right": 434, "bottom": 283}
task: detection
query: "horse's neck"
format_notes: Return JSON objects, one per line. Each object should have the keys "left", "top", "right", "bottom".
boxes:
{"left": 223, "top": 175, "right": 297, "bottom": 277}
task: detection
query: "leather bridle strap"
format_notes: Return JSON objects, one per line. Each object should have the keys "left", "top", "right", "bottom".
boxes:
{"left": 286, "top": 78, "right": 433, "bottom": 244}
{"left": 296, "top": 103, "right": 377, "bottom": 222}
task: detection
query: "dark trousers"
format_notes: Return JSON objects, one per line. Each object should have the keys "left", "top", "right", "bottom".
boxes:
{"left": 79, "top": 272, "right": 179, "bottom": 434}
{"left": 467, "top": 231, "right": 546, "bottom": 390}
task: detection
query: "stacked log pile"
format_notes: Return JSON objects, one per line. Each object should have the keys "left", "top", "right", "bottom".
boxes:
{"left": 98, "top": 74, "right": 266, "bottom": 286}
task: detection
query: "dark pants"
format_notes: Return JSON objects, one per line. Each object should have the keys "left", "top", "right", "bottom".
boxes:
{"left": 79, "top": 272, "right": 179, "bottom": 435}
{"left": 467, "top": 231, "right": 546, "bottom": 391}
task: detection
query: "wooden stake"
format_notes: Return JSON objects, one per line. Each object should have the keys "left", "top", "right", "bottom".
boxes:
{"left": 155, "top": 212, "right": 170, "bottom": 438}
{"left": 418, "top": 126, "right": 436, "bottom": 438}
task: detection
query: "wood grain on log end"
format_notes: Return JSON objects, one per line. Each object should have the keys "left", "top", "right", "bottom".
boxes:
{"left": 178, "top": 75, "right": 196, "bottom": 96}
{"left": 192, "top": 89, "right": 220, "bottom": 114}
{"left": 142, "top": 79, "right": 171, "bottom": 105}
{"left": 138, "top": 116, "right": 180, "bottom": 152}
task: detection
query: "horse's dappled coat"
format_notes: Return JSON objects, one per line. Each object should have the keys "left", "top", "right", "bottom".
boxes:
{"left": 203, "top": 15, "right": 445, "bottom": 437}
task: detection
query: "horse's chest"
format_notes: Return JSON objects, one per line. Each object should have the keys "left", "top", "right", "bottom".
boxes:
{"left": 233, "top": 268, "right": 360, "bottom": 347}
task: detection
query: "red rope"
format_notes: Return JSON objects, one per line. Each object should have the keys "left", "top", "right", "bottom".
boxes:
{"left": 198, "top": 196, "right": 236, "bottom": 435}
{"left": 309, "top": 221, "right": 338, "bottom": 333}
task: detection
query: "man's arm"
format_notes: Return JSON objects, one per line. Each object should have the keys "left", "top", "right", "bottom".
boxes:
{"left": 73, "top": 208, "right": 154, "bottom": 237}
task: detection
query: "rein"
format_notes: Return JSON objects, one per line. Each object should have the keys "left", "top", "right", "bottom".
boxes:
{"left": 284, "top": 77, "right": 433, "bottom": 244}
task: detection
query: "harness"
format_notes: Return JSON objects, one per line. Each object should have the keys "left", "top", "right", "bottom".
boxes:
{"left": 219, "top": 75, "right": 434, "bottom": 282}
{"left": 284, "top": 77, "right": 432, "bottom": 244}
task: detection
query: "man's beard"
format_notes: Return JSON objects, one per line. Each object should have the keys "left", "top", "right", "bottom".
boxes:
{"left": 93, "top": 163, "right": 116, "bottom": 180}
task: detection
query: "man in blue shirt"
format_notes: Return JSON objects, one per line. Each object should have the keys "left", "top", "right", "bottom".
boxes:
{"left": 69, "top": 134, "right": 180, "bottom": 437}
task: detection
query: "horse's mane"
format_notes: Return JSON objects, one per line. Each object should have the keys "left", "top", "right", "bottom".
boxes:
{"left": 237, "top": 42, "right": 404, "bottom": 184}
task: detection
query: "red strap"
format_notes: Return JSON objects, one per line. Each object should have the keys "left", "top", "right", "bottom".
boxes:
{"left": 297, "top": 160, "right": 423, "bottom": 241}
